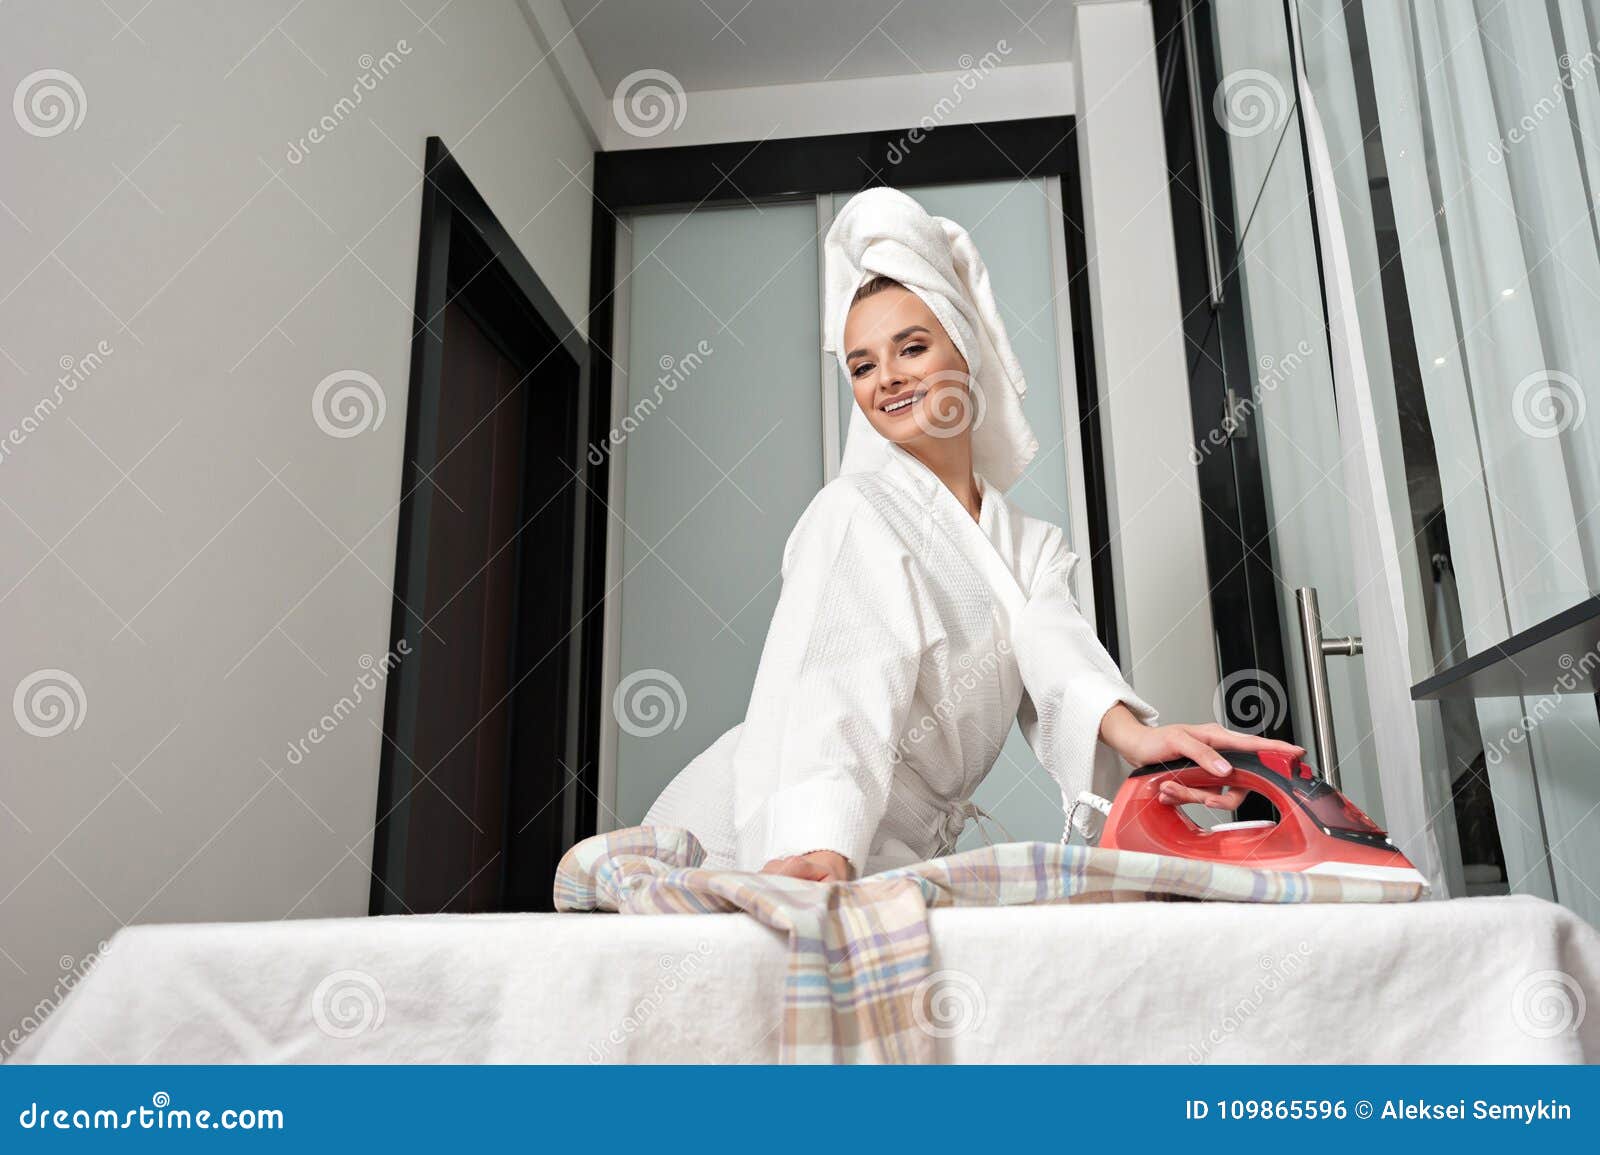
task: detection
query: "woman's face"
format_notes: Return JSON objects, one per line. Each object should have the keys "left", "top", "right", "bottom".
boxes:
{"left": 844, "top": 286, "right": 975, "bottom": 450}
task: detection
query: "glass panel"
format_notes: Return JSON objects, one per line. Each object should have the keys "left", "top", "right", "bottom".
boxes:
{"left": 616, "top": 179, "right": 1102, "bottom": 848}
{"left": 1210, "top": 0, "right": 1302, "bottom": 261}
{"left": 1287, "top": 0, "right": 1600, "bottom": 911}
{"left": 613, "top": 201, "right": 824, "bottom": 825}
{"left": 1289, "top": 0, "right": 1502, "bottom": 891}
{"left": 1212, "top": 8, "right": 1390, "bottom": 825}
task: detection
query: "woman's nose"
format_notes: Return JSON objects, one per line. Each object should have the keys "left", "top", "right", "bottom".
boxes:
{"left": 877, "top": 365, "right": 908, "bottom": 391}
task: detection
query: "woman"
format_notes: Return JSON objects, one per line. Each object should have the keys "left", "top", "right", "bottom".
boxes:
{"left": 643, "top": 187, "right": 1303, "bottom": 883}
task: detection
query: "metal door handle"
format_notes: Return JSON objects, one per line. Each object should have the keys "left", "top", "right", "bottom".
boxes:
{"left": 1295, "top": 587, "right": 1362, "bottom": 792}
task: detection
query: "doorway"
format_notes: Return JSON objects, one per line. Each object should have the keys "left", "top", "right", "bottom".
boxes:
{"left": 371, "top": 139, "right": 602, "bottom": 914}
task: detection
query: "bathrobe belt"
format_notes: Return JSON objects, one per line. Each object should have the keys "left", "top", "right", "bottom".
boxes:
{"left": 899, "top": 766, "right": 1015, "bottom": 857}
{"left": 934, "top": 797, "right": 1014, "bottom": 857}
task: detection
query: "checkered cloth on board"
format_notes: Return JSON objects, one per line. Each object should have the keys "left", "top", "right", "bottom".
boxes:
{"left": 554, "top": 825, "right": 1426, "bottom": 1064}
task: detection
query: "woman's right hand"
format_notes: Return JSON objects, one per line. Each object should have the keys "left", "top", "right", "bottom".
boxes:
{"left": 760, "top": 849, "right": 851, "bottom": 882}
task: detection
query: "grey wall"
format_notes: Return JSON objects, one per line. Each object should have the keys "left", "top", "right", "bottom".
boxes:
{"left": 0, "top": 1, "right": 593, "bottom": 1038}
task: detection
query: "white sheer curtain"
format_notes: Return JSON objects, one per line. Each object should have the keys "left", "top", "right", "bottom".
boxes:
{"left": 1297, "top": 0, "right": 1600, "bottom": 922}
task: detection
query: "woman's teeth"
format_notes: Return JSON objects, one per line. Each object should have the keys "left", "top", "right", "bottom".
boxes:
{"left": 884, "top": 392, "right": 921, "bottom": 413}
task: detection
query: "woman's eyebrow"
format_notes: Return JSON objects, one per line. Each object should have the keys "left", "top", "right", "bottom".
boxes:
{"left": 845, "top": 325, "right": 931, "bottom": 361}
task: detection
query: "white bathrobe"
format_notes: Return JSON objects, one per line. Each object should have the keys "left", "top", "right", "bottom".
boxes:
{"left": 642, "top": 443, "right": 1160, "bottom": 875}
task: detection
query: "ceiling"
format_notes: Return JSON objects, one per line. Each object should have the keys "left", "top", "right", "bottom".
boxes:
{"left": 560, "top": 0, "right": 1077, "bottom": 92}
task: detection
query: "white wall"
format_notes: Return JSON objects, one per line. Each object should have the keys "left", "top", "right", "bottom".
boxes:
{"left": 0, "top": 0, "right": 593, "bottom": 1038}
{"left": 595, "top": 62, "right": 1076, "bottom": 151}
{"left": 1072, "top": 0, "right": 1219, "bottom": 725}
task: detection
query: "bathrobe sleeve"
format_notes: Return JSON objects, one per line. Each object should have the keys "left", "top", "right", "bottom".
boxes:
{"left": 731, "top": 485, "right": 926, "bottom": 874}
{"left": 1013, "top": 524, "right": 1159, "bottom": 832}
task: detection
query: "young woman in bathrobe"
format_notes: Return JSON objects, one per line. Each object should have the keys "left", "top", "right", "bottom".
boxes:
{"left": 643, "top": 274, "right": 1304, "bottom": 883}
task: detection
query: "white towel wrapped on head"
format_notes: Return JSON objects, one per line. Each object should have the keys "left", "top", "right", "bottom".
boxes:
{"left": 822, "top": 186, "right": 1040, "bottom": 492}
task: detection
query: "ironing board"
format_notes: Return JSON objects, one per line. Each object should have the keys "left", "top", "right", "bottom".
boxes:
{"left": 9, "top": 892, "right": 1596, "bottom": 1063}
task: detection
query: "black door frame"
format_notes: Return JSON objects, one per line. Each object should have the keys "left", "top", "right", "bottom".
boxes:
{"left": 588, "top": 115, "right": 1124, "bottom": 666}
{"left": 371, "top": 137, "right": 599, "bottom": 913}
{"left": 1153, "top": 0, "right": 1297, "bottom": 750}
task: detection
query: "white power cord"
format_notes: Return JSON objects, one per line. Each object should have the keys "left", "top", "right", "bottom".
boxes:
{"left": 1064, "top": 790, "right": 1114, "bottom": 846}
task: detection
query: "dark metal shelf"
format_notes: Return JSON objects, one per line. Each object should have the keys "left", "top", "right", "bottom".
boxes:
{"left": 1411, "top": 594, "right": 1600, "bottom": 700}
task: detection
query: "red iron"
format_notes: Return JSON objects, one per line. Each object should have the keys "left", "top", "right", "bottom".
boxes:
{"left": 1095, "top": 749, "right": 1428, "bottom": 888}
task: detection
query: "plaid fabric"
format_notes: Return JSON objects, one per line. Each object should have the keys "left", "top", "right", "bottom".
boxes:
{"left": 554, "top": 825, "right": 1426, "bottom": 1064}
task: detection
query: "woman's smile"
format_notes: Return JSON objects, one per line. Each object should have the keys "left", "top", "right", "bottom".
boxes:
{"left": 880, "top": 388, "right": 926, "bottom": 415}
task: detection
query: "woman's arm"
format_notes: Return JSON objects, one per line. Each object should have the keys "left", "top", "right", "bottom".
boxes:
{"left": 1011, "top": 528, "right": 1162, "bottom": 811}
{"left": 1011, "top": 525, "right": 1299, "bottom": 819}
{"left": 731, "top": 486, "right": 925, "bottom": 878}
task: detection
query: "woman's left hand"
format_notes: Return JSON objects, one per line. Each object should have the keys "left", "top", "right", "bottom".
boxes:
{"left": 760, "top": 849, "right": 852, "bottom": 882}
{"left": 1100, "top": 711, "right": 1306, "bottom": 811}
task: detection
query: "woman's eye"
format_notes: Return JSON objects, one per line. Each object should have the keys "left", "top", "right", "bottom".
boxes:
{"left": 852, "top": 345, "right": 924, "bottom": 377}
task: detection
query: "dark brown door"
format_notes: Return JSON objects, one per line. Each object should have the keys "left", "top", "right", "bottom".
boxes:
{"left": 377, "top": 287, "right": 582, "bottom": 913}
{"left": 394, "top": 301, "right": 524, "bottom": 911}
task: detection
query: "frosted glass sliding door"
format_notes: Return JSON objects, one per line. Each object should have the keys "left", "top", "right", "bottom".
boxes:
{"left": 605, "top": 179, "right": 1107, "bottom": 851}
{"left": 604, "top": 202, "right": 824, "bottom": 827}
